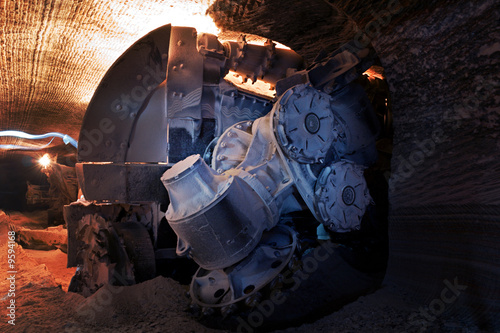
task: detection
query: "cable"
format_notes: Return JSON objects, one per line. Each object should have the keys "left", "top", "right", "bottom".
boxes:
{"left": 0, "top": 130, "right": 77, "bottom": 150}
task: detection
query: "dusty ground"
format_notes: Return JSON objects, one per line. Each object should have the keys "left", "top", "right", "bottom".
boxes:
{"left": 0, "top": 211, "right": 487, "bottom": 333}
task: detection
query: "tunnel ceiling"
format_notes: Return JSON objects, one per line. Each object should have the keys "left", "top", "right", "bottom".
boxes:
{"left": 0, "top": 0, "right": 220, "bottom": 147}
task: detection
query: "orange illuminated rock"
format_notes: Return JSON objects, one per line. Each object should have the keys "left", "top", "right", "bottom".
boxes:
{"left": 16, "top": 225, "right": 67, "bottom": 252}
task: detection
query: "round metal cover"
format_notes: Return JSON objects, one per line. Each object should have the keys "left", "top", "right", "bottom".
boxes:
{"left": 314, "top": 160, "right": 372, "bottom": 232}
{"left": 274, "top": 84, "right": 334, "bottom": 163}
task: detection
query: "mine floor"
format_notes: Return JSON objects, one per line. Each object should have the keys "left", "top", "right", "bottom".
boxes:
{"left": 0, "top": 210, "right": 481, "bottom": 332}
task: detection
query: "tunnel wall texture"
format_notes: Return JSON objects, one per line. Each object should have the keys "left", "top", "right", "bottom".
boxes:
{"left": 210, "top": 0, "right": 500, "bottom": 328}
{"left": 371, "top": 1, "right": 499, "bottom": 328}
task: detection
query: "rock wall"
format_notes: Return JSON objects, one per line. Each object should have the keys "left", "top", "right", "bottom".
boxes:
{"left": 209, "top": 0, "right": 359, "bottom": 63}
{"left": 372, "top": 1, "right": 499, "bottom": 329}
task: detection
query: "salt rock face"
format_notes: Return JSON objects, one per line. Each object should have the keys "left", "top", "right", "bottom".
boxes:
{"left": 370, "top": 2, "right": 499, "bottom": 329}
{"left": 209, "top": 0, "right": 499, "bottom": 328}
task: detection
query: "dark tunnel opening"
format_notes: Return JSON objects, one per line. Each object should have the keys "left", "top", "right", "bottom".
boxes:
{"left": 0, "top": 153, "right": 50, "bottom": 211}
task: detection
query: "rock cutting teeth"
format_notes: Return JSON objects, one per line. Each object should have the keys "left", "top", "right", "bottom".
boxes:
{"left": 202, "top": 306, "right": 215, "bottom": 317}
{"left": 244, "top": 292, "right": 262, "bottom": 308}
{"left": 187, "top": 226, "right": 312, "bottom": 323}
{"left": 220, "top": 304, "right": 238, "bottom": 318}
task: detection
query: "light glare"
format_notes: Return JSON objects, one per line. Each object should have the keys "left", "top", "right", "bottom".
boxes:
{"left": 39, "top": 154, "right": 52, "bottom": 168}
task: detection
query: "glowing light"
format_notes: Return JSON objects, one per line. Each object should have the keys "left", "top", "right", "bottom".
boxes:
{"left": 39, "top": 154, "right": 52, "bottom": 168}
{"left": 218, "top": 32, "right": 291, "bottom": 49}
{"left": 108, "top": 1, "right": 220, "bottom": 40}
{"left": 363, "top": 67, "right": 385, "bottom": 80}
{"left": 224, "top": 71, "right": 276, "bottom": 98}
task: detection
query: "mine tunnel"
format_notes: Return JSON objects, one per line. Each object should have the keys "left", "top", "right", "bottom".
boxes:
{"left": 0, "top": 0, "right": 498, "bottom": 332}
